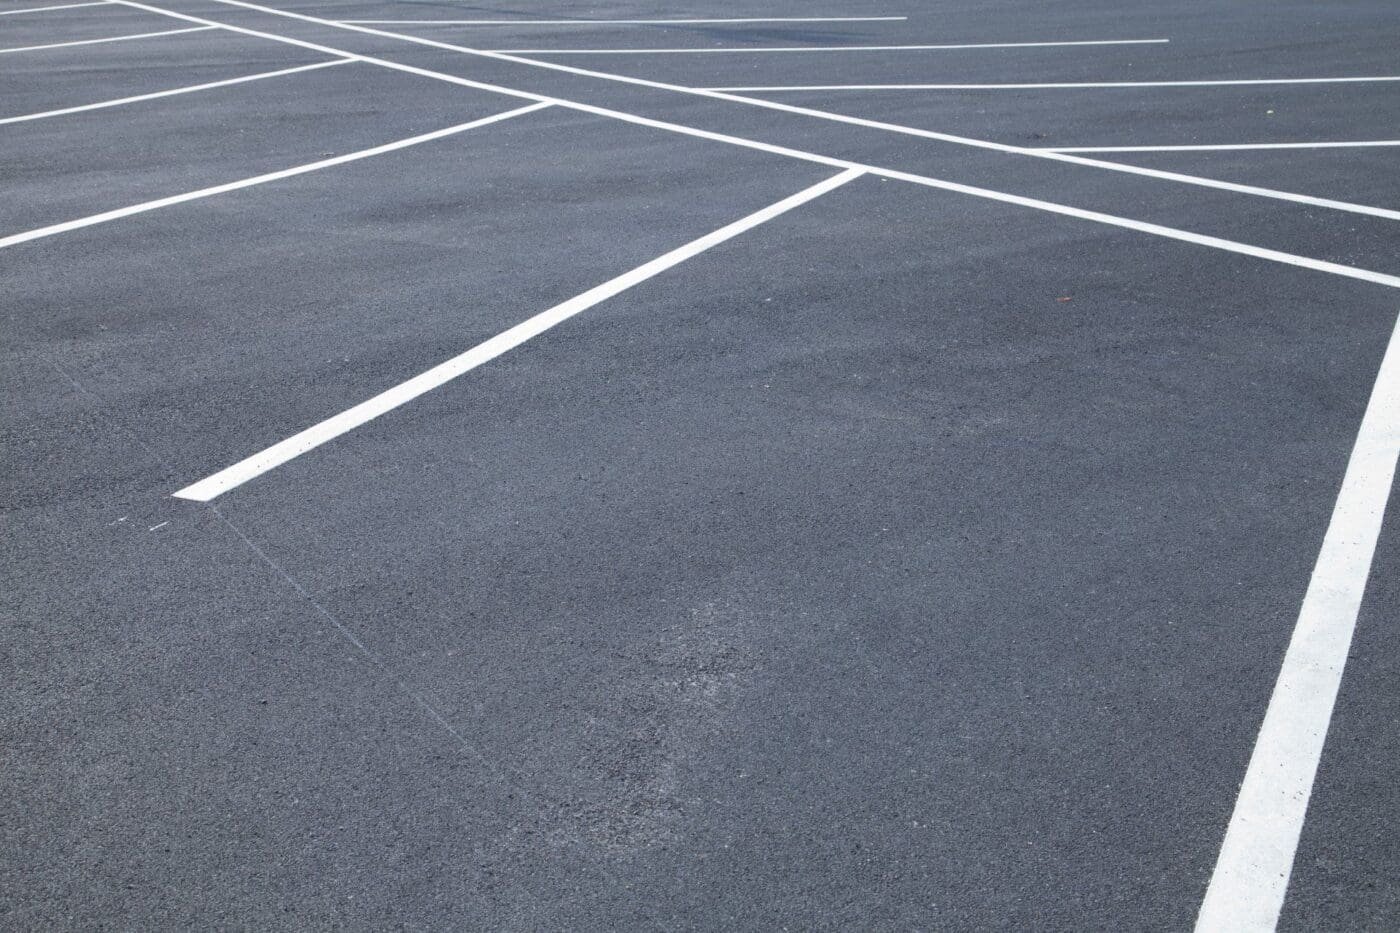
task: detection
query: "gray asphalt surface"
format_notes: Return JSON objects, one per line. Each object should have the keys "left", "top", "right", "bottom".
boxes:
{"left": 3, "top": 0, "right": 1398, "bottom": 928}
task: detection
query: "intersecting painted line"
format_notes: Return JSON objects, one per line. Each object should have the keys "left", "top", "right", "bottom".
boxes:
{"left": 171, "top": 167, "right": 865, "bottom": 501}
{"left": 0, "top": 59, "right": 352, "bottom": 125}
{"left": 1196, "top": 307, "right": 1400, "bottom": 932}
{"left": 105, "top": 0, "right": 1400, "bottom": 291}
{"left": 120, "top": 0, "right": 1400, "bottom": 224}
{"left": 490, "top": 52, "right": 1400, "bottom": 223}
{"left": 0, "top": 102, "right": 550, "bottom": 250}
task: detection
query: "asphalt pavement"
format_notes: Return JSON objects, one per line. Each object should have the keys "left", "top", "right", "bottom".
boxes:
{"left": 3, "top": 0, "right": 1398, "bottom": 928}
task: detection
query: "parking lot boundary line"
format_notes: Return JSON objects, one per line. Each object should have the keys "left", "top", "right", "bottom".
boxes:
{"left": 489, "top": 39, "right": 1169, "bottom": 54}
{"left": 0, "top": 1, "right": 111, "bottom": 14}
{"left": 707, "top": 76, "right": 1400, "bottom": 90}
{"left": 102, "top": 0, "right": 1400, "bottom": 291}
{"left": 1196, "top": 308, "right": 1400, "bottom": 932}
{"left": 0, "top": 58, "right": 352, "bottom": 126}
{"left": 1041, "top": 139, "right": 1400, "bottom": 153}
{"left": 171, "top": 167, "right": 865, "bottom": 502}
{"left": 0, "top": 102, "right": 551, "bottom": 250}
{"left": 343, "top": 16, "right": 909, "bottom": 26}
{"left": 0, "top": 25, "right": 211, "bottom": 54}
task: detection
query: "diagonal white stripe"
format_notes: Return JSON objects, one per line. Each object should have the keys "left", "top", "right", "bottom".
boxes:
{"left": 0, "top": 102, "right": 551, "bottom": 250}
{"left": 172, "top": 168, "right": 865, "bottom": 501}
{"left": 0, "top": 58, "right": 352, "bottom": 125}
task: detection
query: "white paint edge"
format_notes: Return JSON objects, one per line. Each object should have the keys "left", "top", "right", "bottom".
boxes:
{"left": 1196, "top": 309, "right": 1400, "bottom": 932}
{"left": 0, "top": 1, "right": 111, "bottom": 15}
{"left": 0, "top": 102, "right": 550, "bottom": 250}
{"left": 488, "top": 38, "right": 1170, "bottom": 54}
{"left": 103, "top": 0, "right": 1400, "bottom": 290}
{"left": 341, "top": 16, "right": 909, "bottom": 25}
{"left": 172, "top": 167, "right": 864, "bottom": 501}
{"left": 0, "top": 58, "right": 351, "bottom": 126}
{"left": 0, "top": 25, "right": 211, "bottom": 54}
{"left": 708, "top": 76, "right": 1400, "bottom": 90}
{"left": 1040, "top": 139, "right": 1400, "bottom": 153}
{"left": 153, "top": 0, "right": 1400, "bottom": 223}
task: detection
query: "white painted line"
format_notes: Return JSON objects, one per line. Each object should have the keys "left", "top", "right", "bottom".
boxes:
{"left": 107, "top": 0, "right": 1400, "bottom": 288}
{"left": 473, "top": 52, "right": 1400, "bottom": 223}
{"left": 1040, "top": 139, "right": 1400, "bottom": 153}
{"left": 1196, "top": 309, "right": 1400, "bottom": 932}
{"left": 184, "top": 0, "right": 1400, "bottom": 223}
{"left": 172, "top": 167, "right": 864, "bottom": 501}
{"left": 342, "top": 16, "right": 909, "bottom": 25}
{"left": 0, "top": 1, "right": 111, "bottom": 14}
{"left": 0, "top": 25, "right": 211, "bottom": 54}
{"left": 98, "top": 0, "right": 871, "bottom": 167}
{"left": 152, "top": 0, "right": 1400, "bottom": 224}
{"left": 489, "top": 38, "right": 1170, "bottom": 54}
{"left": 524, "top": 57, "right": 1400, "bottom": 221}
{"left": 0, "top": 58, "right": 351, "bottom": 125}
{"left": 0, "top": 102, "right": 550, "bottom": 250}
{"left": 709, "top": 75, "right": 1400, "bottom": 91}
{"left": 866, "top": 164, "right": 1400, "bottom": 291}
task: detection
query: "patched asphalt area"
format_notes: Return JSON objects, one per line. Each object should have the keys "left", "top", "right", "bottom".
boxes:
{"left": 3, "top": 0, "right": 1398, "bottom": 928}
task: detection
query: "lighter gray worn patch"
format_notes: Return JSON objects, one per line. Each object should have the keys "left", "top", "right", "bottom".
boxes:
{"left": 546, "top": 601, "right": 761, "bottom": 854}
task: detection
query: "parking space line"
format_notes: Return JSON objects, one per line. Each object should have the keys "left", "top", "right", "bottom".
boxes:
{"left": 171, "top": 167, "right": 864, "bottom": 502}
{"left": 343, "top": 16, "right": 909, "bottom": 26}
{"left": 869, "top": 164, "right": 1400, "bottom": 290}
{"left": 0, "top": 102, "right": 551, "bottom": 251}
{"left": 0, "top": 59, "right": 352, "bottom": 126}
{"left": 0, "top": 1, "right": 111, "bottom": 14}
{"left": 1041, "top": 139, "right": 1400, "bottom": 153}
{"left": 489, "top": 39, "right": 1169, "bottom": 54}
{"left": 1197, "top": 309, "right": 1400, "bottom": 932}
{"left": 163, "top": 0, "right": 1398, "bottom": 224}
{"left": 105, "top": 0, "right": 1400, "bottom": 287}
{"left": 709, "top": 76, "right": 1400, "bottom": 90}
{"left": 0, "top": 25, "right": 211, "bottom": 55}
{"left": 497, "top": 54, "right": 1400, "bottom": 223}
